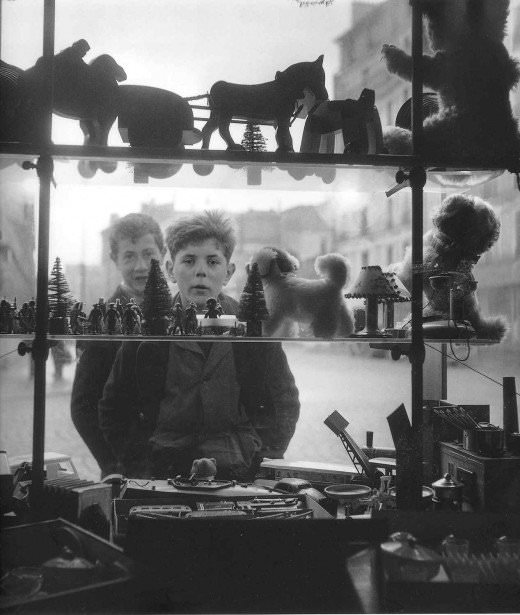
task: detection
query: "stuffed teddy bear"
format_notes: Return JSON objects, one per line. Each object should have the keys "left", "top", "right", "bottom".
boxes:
{"left": 250, "top": 247, "right": 353, "bottom": 338}
{"left": 189, "top": 458, "right": 217, "bottom": 481}
{"left": 393, "top": 193, "right": 507, "bottom": 340}
{"left": 382, "top": 0, "right": 520, "bottom": 169}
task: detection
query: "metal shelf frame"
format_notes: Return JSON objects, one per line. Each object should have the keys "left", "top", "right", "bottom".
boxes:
{"left": 6, "top": 0, "right": 502, "bottom": 512}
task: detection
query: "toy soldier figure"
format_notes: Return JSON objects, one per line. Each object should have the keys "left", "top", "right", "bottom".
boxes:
{"left": 169, "top": 302, "right": 184, "bottom": 335}
{"left": 122, "top": 302, "right": 138, "bottom": 335}
{"left": 0, "top": 299, "right": 14, "bottom": 333}
{"left": 88, "top": 303, "right": 104, "bottom": 334}
{"left": 130, "top": 297, "right": 143, "bottom": 319}
{"left": 18, "top": 302, "right": 32, "bottom": 333}
{"left": 204, "top": 297, "right": 220, "bottom": 319}
{"left": 185, "top": 301, "right": 198, "bottom": 335}
{"left": 70, "top": 301, "right": 87, "bottom": 335}
{"left": 114, "top": 298, "right": 124, "bottom": 320}
{"left": 10, "top": 298, "right": 21, "bottom": 334}
{"left": 98, "top": 297, "right": 107, "bottom": 319}
{"left": 104, "top": 302, "right": 121, "bottom": 335}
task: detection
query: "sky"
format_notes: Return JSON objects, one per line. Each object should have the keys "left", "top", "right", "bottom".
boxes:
{"left": 2, "top": 0, "right": 384, "bottom": 263}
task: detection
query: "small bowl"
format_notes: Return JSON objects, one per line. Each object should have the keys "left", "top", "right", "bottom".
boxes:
{"left": 324, "top": 484, "right": 372, "bottom": 503}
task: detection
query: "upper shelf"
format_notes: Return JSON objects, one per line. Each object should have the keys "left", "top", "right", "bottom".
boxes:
{"left": 0, "top": 144, "right": 505, "bottom": 194}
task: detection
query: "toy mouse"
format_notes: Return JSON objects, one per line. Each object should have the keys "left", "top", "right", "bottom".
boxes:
{"left": 250, "top": 247, "right": 353, "bottom": 338}
{"left": 202, "top": 56, "right": 328, "bottom": 152}
{"left": 382, "top": 0, "right": 520, "bottom": 168}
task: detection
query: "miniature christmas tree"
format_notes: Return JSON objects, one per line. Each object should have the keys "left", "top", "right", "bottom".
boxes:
{"left": 142, "top": 258, "right": 173, "bottom": 335}
{"left": 48, "top": 256, "right": 75, "bottom": 333}
{"left": 241, "top": 122, "right": 267, "bottom": 152}
{"left": 238, "top": 262, "right": 269, "bottom": 337}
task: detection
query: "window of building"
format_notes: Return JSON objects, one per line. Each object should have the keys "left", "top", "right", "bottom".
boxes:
{"left": 386, "top": 245, "right": 393, "bottom": 266}
{"left": 386, "top": 199, "right": 393, "bottom": 229}
{"left": 386, "top": 101, "right": 393, "bottom": 126}
{"left": 516, "top": 211, "right": 520, "bottom": 257}
{"left": 360, "top": 207, "right": 368, "bottom": 235}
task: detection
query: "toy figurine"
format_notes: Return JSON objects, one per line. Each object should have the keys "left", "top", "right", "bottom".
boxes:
{"left": 88, "top": 303, "right": 104, "bottom": 335}
{"left": 168, "top": 302, "right": 185, "bottom": 336}
{"left": 382, "top": 0, "right": 520, "bottom": 167}
{"left": 0, "top": 299, "right": 14, "bottom": 334}
{"left": 18, "top": 302, "right": 32, "bottom": 334}
{"left": 10, "top": 298, "right": 21, "bottom": 334}
{"left": 189, "top": 457, "right": 217, "bottom": 482}
{"left": 204, "top": 297, "right": 220, "bottom": 320}
{"left": 104, "top": 302, "right": 122, "bottom": 335}
{"left": 129, "top": 297, "right": 143, "bottom": 319}
{"left": 201, "top": 56, "right": 328, "bottom": 152}
{"left": 97, "top": 297, "right": 107, "bottom": 319}
{"left": 118, "top": 84, "right": 201, "bottom": 150}
{"left": 185, "top": 302, "right": 198, "bottom": 335}
{"left": 121, "top": 302, "right": 138, "bottom": 335}
{"left": 114, "top": 298, "right": 124, "bottom": 320}
{"left": 392, "top": 194, "right": 507, "bottom": 340}
{"left": 70, "top": 301, "right": 87, "bottom": 335}
{"left": 20, "top": 300, "right": 37, "bottom": 334}
{"left": 250, "top": 248, "right": 354, "bottom": 338}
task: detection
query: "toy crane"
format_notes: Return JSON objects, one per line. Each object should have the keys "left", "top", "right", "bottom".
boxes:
{"left": 324, "top": 411, "right": 375, "bottom": 479}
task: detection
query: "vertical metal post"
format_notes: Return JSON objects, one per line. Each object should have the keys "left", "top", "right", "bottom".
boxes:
{"left": 30, "top": 0, "right": 55, "bottom": 514}
{"left": 397, "top": 0, "right": 426, "bottom": 510}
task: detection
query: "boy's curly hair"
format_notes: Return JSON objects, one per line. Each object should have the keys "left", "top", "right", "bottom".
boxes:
{"left": 109, "top": 213, "right": 165, "bottom": 260}
{"left": 165, "top": 210, "right": 236, "bottom": 262}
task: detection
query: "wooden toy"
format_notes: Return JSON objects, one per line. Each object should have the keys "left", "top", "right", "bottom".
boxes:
{"left": 201, "top": 56, "right": 328, "bottom": 152}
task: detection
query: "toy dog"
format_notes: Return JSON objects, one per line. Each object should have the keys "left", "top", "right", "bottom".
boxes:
{"left": 202, "top": 56, "right": 328, "bottom": 152}
{"left": 382, "top": 0, "right": 520, "bottom": 168}
{"left": 394, "top": 194, "right": 507, "bottom": 340}
{"left": 250, "top": 247, "right": 353, "bottom": 338}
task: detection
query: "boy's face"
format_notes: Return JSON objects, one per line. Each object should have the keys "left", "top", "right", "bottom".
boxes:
{"left": 167, "top": 239, "right": 235, "bottom": 310}
{"left": 113, "top": 233, "right": 163, "bottom": 298}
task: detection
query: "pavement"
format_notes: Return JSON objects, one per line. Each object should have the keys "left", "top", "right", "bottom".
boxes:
{"left": 1, "top": 338, "right": 518, "bottom": 482}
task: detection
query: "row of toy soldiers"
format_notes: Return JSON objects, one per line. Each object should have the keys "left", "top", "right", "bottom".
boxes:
{"left": 168, "top": 298, "right": 225, "bottom": 336}
{"left": 0, "top": 298, "right": 36, "bottom": 334}
{"left": 71, "top": 298, "right": 144, "bottom": 335}
{"left": 1, "top": 296, "right": 227, "bottom": 336}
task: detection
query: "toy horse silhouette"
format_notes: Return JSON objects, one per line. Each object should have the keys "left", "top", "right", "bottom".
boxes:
{"left": 202, "top": 55, "right": 328, "bottom": 152}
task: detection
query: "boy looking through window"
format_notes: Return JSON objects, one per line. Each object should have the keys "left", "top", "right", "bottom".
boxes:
{"left": 71, "top": 213, "right": 166, "bottom": 477}
{"left": 99, "top": 210, "right": 300, "bottom": 480}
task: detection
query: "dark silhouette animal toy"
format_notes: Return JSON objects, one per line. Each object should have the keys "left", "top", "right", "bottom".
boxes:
{"left": 250, "top": 247, "right": 353, "bottom": 338}
{"left": 393, "top": 194, "right": 507, "bottom": 341}
{"left": 382, "top": 0, "right": 520, "bottom": 168}
{"left": 1, "top": 39, "right": 124, "bottom": 150}
{"left": 25, "top": 40, "right": 126, "bottom": 153}
{"left": 202, "top": 56, "right": 329, "bottom": 152}
{"left": 117, "top": 84, "right": 201, "bottom": 181}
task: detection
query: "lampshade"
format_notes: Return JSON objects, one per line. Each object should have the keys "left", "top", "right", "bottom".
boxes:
{"left": 345, "top": 265, "right": 397, "bottom": 299}
{"left": 345, "top": 266, "right": 398, "bottom": 337}
{"left": 380, "top": 272, "right": 411, "bottom": 303}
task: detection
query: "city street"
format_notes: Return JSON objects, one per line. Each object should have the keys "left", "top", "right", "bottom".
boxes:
{"left": 1, "top": 339, "right": 518, "bottom": 481}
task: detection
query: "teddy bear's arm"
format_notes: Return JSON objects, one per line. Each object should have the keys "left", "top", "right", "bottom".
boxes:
{"left": 382, "top": 45, "right": 444, "bottom": 90}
